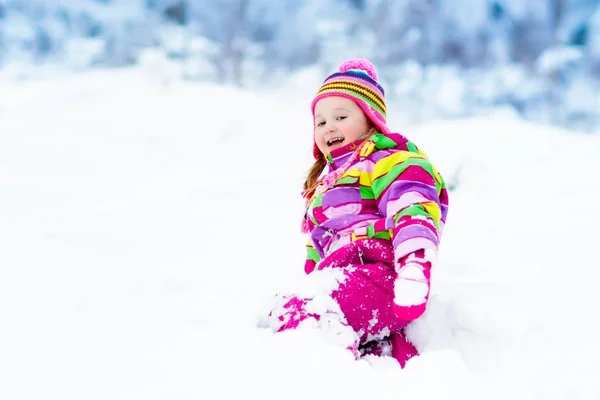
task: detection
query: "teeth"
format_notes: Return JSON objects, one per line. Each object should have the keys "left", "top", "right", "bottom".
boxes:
{"left": 327, "top": 138, "right": 344, "bottom": 146}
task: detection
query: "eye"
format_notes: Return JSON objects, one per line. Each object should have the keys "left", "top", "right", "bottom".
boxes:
{"left": 316, "top": 121, "right": 325, "bottom": 127}
{"left": 336, "top": 116, "right": 347, "bottom": 121}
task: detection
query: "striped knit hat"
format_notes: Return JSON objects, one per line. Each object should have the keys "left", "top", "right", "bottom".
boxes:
{"left": 311, "top": 58, "right": 389, "bottom": 159}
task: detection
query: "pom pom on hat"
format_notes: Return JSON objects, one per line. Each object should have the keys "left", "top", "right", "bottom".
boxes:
{"left": 310, "top": 58, "right": 389, "bottom": 159}
{"left": 338, "top": 58, "right": 378, "bottom": 81}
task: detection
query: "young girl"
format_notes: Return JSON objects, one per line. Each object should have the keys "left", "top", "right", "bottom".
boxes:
{"left": 262, "top": 59, "right": 449, "bottom": 367}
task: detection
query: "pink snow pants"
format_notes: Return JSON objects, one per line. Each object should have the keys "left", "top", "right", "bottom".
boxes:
{"left": 270, "top": 260, "right": 418, "bottom": 367}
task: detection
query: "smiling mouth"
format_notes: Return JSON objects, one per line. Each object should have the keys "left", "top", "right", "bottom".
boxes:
{"left": 327, "top": 137, "right": 344, "bottom": 146}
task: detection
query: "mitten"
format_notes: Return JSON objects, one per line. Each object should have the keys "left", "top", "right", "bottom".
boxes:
{"left": 393, "top": 252, "right": 431, "bottom": 321}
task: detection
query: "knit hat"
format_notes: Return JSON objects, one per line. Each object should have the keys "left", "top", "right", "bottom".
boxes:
{"left": 311, "top": 58, "right": 389, "bottom": 159}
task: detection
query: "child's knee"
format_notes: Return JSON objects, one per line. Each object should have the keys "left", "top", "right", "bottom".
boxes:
{"left": 331, "top": 263, "right": 401, "bottom": 340}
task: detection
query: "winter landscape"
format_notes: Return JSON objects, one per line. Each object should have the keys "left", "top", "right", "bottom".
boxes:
{"left": 2, "top": 63, "right": 600, "bottom": 400}
{"left": 2, "top": 1, "right": 600, "bottom": 399}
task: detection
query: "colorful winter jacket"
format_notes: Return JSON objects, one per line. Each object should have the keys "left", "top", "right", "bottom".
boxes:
{"left": 302, "top": 132, "right": 449, "bottom": 274}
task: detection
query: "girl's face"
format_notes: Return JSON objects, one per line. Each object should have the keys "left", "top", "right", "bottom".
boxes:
{"left": 314, "top": 96, "right": 375, "bottom": 155}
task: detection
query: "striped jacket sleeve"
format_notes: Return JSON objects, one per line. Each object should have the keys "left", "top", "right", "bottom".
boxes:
{"left": 371, "top": 149, "right": 446, "bottom": 269}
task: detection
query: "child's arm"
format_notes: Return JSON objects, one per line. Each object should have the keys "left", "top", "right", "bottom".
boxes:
{"left": 372, "top": 150, "right": 447, "bottom": 321}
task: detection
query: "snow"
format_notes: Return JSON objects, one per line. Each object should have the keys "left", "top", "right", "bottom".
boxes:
{"left": 1, "top": 65, "right": 600, "bottom": 400}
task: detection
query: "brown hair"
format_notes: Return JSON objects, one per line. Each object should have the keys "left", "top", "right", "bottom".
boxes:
{"left": 303, "top": 156, "right": 327, "bottom": 191}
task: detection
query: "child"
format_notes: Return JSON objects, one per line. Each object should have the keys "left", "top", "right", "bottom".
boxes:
{"left": 262, "top": 59, "right": 449, "bottom": 367}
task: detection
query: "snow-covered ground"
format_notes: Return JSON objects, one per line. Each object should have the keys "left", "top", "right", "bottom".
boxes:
{"left": 1, "top": 67, "right": 599, "bottom": 400}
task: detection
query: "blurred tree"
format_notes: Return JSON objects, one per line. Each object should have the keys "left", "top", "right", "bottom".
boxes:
{"left": 188, "top": 0, "right": 321, "bottom": 86}
{"left": 570, "top": 23, "right": 588, "bottom": 46}
{"left": 346, "top": 0, "right": 367, "bottom": 10}
{"left": 548, "top": 0, "right": 566, "bottom": 122}
{"left": 490, "top": 1, "right": 505, "bottom": 21}
{"left": 33, "top": 26, "right": 52, "bottom": 61}
{"left": 164, "top": 0, "right": 187, "bottom": 25}
{"left": 79, "top": 12, "right": 103, "bottom": 38}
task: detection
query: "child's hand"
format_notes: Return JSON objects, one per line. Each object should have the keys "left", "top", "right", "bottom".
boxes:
{"left": 393, "top": 261, "right": 430, "bottom": 321}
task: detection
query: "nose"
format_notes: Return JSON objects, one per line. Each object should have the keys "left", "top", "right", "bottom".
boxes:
{"left": 325, "top": 122, "right": 337, "bottom": 134}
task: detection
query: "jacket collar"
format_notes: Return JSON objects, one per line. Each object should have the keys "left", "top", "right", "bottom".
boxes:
{"left": 324, "top": 139, "right": 365, "bottom": 170}
{"left": 323, "top": 132, "right": 404, "bottom": 170}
